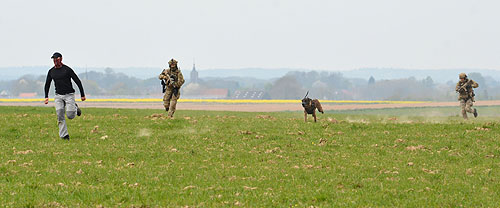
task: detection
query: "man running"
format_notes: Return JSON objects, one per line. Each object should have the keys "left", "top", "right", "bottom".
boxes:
{"left": 44, "top": 52, "right": 86, "bottom": 140}
{"left": 455, "top": 73, "right": 479, "bottom": 119}
{"left": 159, "top": 58, "right": 185, "bottom": 118}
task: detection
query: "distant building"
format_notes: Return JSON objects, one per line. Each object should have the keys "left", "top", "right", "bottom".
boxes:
{"left": 190, "top": 62, "right": 199, "bottom": 83}
{"left": 232, "top": 90, "right": 270, "bottom": 99}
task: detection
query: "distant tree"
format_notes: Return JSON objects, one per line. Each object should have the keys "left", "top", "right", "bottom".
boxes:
{"left": 468, "top": 73, "right": 486, "bottom": 87}
{"left": 356, "top": 77, "right": 447, "bottom": 101}
{"left": 311, "top": 80, "right": 331, "bottom": 99}
{"left": 263, "top": 83, "right": 273, "bottom": 92}
{"left": 468, "top": 73, "right": 487, "bottom": 99}
{"left": 104, "top": 67, "right": 114, "bottom": 75}
{"left": 109, "top": 82, "right": 138, "bottom": 95}
{"left": 269, "top": 75, "right": 304, "bottom": 99}
{"left": 11, "top": 75, "right": 42, "bottom": 96}
{"left": 0, "top": 80, "right": 10, "bottom": 92}
{"left": 368, "top": 76, "right": 375, "bottom": 85}
{"left": 182, "top": 83, "right": 203, "bottom": 96}
{"left": 422, "top": 76, "right": 434, "bottom": 88}
{"left": 306, "top": 71, "right": 320, "bottom": 84}
{"left": 81, "top": 80, "right": 103, "bottom": 96}
{"left": 446, "top": 80, "right": 455, "bottom": 86}
{"left": 200, "top": 79, "right": 239, "bottom": 91}
{"left": 320, "top": 71, "right": 328, "bottom": 79}
{"left": 322, "top": 72, "right": 351, "bottom": 90}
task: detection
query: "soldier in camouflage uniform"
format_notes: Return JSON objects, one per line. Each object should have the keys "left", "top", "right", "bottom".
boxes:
{"left": 455, "top": 73, "right": 478, "bottom": 119}
{"left": 159, "top": 59, "right": 185, "bottom": 118}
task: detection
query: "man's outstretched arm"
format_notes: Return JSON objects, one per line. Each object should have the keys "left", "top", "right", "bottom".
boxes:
{"left": 44, "top": 71, "right": 52, "bottom": 104}
{"left": 69, "top": 68, "right": 86, "bottom": 101}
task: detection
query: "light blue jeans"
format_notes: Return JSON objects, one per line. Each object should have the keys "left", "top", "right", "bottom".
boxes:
{"left": 54, "top": 93, "right": 77, "bottom": 138}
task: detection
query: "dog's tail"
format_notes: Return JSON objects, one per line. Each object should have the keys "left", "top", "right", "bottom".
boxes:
{"left": 313, "top": 99, "right": 324, "bottom": 114}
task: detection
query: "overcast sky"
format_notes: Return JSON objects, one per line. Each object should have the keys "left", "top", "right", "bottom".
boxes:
{"left": 1, "top": 0, "right": 499, "bottom": 71}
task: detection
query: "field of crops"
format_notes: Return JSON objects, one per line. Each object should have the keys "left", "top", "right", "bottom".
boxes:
{"left": 1, "top": 106, "right": 500, "bottom": 207}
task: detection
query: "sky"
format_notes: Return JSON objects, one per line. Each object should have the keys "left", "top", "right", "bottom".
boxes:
{"left": 1, "top": 0, "right": 499, "bottom": 71}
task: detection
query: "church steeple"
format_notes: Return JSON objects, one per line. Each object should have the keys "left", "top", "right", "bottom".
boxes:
{"left": 190, "top": 59, "right": 199, "bottom": 83}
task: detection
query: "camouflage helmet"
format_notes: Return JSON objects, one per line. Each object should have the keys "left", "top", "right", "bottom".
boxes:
{"left": 459, "top": 73, "right": 467, "bottom": 79}
{"left": 168, "top": 58, "right": 178, "bottom": 65}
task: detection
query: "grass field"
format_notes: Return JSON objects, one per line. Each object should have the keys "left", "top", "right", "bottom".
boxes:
{"left": 0, "top": 98, "right": 427, "bottom": 104}
{"left": 330, "top": 106, "right": 500, "bottom": 117}
{"left": 1, "top": 106, "right": 500, "bottom": 207}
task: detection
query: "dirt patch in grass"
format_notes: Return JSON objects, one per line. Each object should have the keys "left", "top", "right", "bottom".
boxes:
{"left": 2, "top": 100, "right": 500, "bottom": 112}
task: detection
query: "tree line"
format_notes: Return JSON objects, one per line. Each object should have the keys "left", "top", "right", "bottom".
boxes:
{"left": 2, "top": 68, "right": 500, "bottom": 101}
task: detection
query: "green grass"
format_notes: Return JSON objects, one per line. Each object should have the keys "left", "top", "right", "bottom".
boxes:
{"left": 329, "top": 105, "right": 500, "bottom": 117}
{"left": 1, "top": 106, "right": 500, "bottom": 207}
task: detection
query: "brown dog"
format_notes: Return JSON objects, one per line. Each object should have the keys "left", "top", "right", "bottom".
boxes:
{"left": 301, "top": 91, "right": 324, "bottom": 122}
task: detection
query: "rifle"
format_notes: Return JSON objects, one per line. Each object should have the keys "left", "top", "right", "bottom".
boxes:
{"left": 169, "top": 74, "right": 180, "bottom": 97}
{"left": 458, "top": 80, "right": 472, "bottom": 92}
{"left": 457, "top": 80, "right": 476, "bottom": 102}
{"left": 161, "top": 80, "right": 166, "bottom": 93}
{"left": 160, "top": 69, "right": 167, "bottom": 93}
{"left": 160, "top": 69, "right": 180, "bottom": 97}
